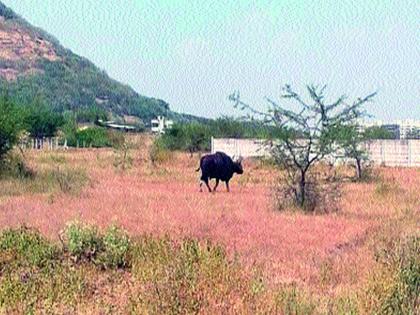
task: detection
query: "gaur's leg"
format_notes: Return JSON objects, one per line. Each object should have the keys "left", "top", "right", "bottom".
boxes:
{"left": 213, "top": 179, "right": 220, "bottom": 192}
{"left": 203, "top": 177, "right": 212, "bottom": 192}
{"left": 225, "top": 180, "right": 230, "bottom": 192}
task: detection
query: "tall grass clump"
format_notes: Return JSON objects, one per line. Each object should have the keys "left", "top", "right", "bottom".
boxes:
{"left": 129, "top": 237, "right": 251, "bottom": 314}
{"left": 149, "top": 137, "right": 171, "bottom": 166}
{"left": 374, "top": 176, "right": 402, "bottom": 198}
{"left": 0, "top": 152, "right": 34, "bottom": 180}
{"left": 360, "top": 234, "right": 420, "bottom": 314}
{"left": 273, "top": 284, "right": 316, "bottom": 315}
{"left": 0, "top": 151, "right": 88, "bottom": 198}
{"left": 50, "top": 166, "right": 88, "bottom": 194}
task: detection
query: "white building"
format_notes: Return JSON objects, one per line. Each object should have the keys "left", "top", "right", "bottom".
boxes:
{"left": 397, "top": 119, "right": 420, "bottom": 139}
{"left": 151, "top": 116, "right": 173, "bottom": 134}
{"left": 360, "top": 119, "right": 420, "bottom": 139}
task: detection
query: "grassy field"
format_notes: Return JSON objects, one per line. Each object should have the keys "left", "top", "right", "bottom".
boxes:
{"left": 0, "top": 137, "right": 419, "bottom": 314}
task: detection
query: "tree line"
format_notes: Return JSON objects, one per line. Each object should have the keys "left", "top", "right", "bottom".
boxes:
{"left": 0, "top": 93, "right": 113, "bottom": 160}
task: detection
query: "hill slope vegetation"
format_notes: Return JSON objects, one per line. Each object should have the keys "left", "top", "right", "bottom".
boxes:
{"left": 0, "top": 2, "right": 199, "bottom": 124}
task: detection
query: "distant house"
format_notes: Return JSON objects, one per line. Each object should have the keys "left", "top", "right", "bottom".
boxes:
{"left": 361, "top": 119, "right": 420, "bottom": 139}
{"left": 151, "top": 116, "right": 173, "bottom": 134}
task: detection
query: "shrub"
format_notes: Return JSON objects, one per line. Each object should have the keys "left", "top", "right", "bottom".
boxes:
{"left": 0, "top": 227, "right": 88, "bottom": 313}
{"left": 61, "top": 221, "right": 102, "bottom": 262}
{"left": 96, "top": 225, "right": 130, "bottom": 269}
{"left": 0, "top": 223, "right": 329, "bottom": 313}
{"left": 129, "top": 238, "right": 244, "bottom": 314}
{"left": 0, "top": 227, "right": 57, "bottom": 268}
{"left": 74, "top": 127, "right": 111, "bottom": 148}
{"left": 0, "top": 152, "right": 34, "bottom": 180}
{"left": 62, "top": 222, "right": 130, "bottom": 269}
{"left": 149, "top": 138, "right": 171, "bottom": 166}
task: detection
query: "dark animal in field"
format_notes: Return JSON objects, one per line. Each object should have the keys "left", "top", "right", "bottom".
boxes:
{"left": 196, "top": 151, "right": 243, "bottom": 192}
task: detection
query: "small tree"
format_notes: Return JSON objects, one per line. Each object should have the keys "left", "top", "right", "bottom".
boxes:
{"left": 0, "top": 94, "right": 24, "bottom": 162}
{"left": 335, "top": 123, "right": 368, "bottom": 180}
{"left": 230, "top": 84, "right": 375, "bottom": 211}
{"left": 111, "top": 132, "right": 134, "bottom": 171}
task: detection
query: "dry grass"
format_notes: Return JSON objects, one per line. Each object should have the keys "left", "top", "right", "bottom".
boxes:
{"left": 0, "top": 140, "right": 419, "bottom": 313}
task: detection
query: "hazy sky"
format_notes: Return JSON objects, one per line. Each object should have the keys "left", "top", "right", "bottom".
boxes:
{"left": 3, "top": 0, "right": 419, "bottom": 120}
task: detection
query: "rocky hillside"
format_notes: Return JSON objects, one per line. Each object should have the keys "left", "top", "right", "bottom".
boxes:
{"left": 0, "top": 2, "right": 202, "bottom": 124}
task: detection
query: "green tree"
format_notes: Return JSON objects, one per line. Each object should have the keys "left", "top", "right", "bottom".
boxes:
{"left": 22, "top": 98, "right": 64, "bottom": 138}
{"left": 0, "top": 94, "right": 24, "bottom": 161}
{"left": 364, "top": 126, "right": 395, "bottom": 139}
{"left": 211, "top": 117, "right": 246, "bottom": 138}
{"left": 230, "top": 84, "right": 376, "bottom": 211}
{"left": 184, "top": 123, "right": 211, "bottom": 156}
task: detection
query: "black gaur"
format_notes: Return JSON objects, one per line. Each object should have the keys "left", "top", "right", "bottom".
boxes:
{"left": 196, "top": 151, "right": 243, "bottom": 192}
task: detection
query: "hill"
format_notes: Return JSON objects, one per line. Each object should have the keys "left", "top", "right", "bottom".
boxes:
{"left": 0, "top": 2, "right": 205, "bottom": 125}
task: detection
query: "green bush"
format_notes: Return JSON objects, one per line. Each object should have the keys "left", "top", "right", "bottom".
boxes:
{"left": 0, "top": 227, "right": 57, "bottom": 268}
{"left": 62, "top": 221, "right": 102, "bottom": 262}
{"left": 96, "top": 225, "right": 130, "bottom": 269}
{"left": 62, "top": 222, "right": 130, "bottom": 269}
{"left": 74, "top": 127, "right": 111, "bottom": 147}
{"left": 0, "top": 226, "right": 87, "bottom": 313}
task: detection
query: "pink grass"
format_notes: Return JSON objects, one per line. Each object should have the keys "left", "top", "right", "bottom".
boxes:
{"left": 1, "top": 149, "right": 419, "bottom": 290}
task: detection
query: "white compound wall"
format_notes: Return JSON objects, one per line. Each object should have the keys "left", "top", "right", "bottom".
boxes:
{"left": 211, "top": 138, "right": 420, "bottom": 167}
